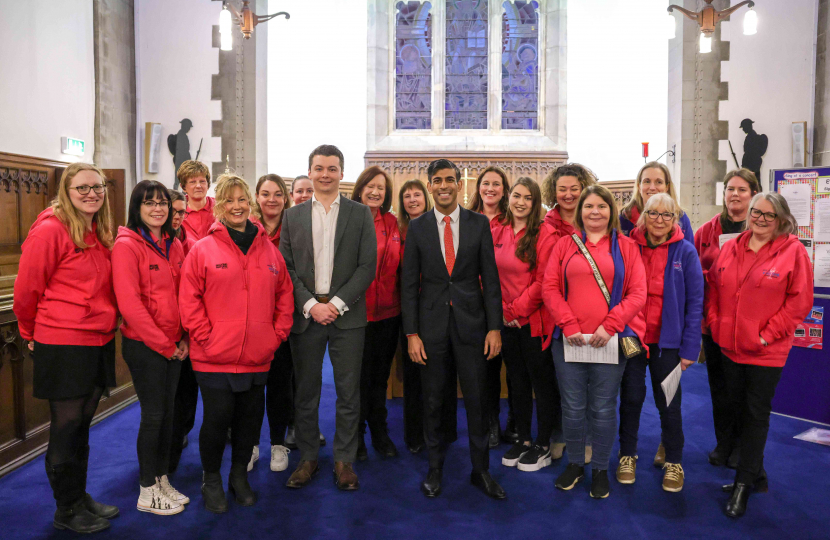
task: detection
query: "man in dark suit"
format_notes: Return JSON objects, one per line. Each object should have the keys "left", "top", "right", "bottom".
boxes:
{"left": 279, "top": 145, "right": 377, "bottom": 491}
{"left": 402, "top": 158, "right": 506, "bottom": 499}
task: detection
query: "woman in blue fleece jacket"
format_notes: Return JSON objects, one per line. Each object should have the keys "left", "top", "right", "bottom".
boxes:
{"left": 615, "top": 194, "right": 704, "bottom": 493}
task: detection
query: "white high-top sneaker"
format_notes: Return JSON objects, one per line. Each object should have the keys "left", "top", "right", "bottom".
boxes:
{"left": 270, "top": 445, "right": 290, "bottom": 472}
{"left": 157, "top": 475, "right": 190, "bottom": 505}
{"left": 137, "top": 482, "right": 184, "bottom": 515}
{"left": 247, "top": 445, "right": 260, "bottom": 472}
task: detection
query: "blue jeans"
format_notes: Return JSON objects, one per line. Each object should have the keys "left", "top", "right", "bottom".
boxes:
{"left": 551, "top": 337, "right": 627, "bottom": 471}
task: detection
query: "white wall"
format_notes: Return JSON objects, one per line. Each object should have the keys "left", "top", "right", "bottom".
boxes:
{"left": 719, "top": 0, "right": 817, "bottom": 190}
{"left": 0, "top": 0, "right": 95, "bottom": 163}
{"left": 267, "top": 0, "right": 367, "bottom": 179}
{"left": 135, "top": 0, "right": 222, "bottom": 187}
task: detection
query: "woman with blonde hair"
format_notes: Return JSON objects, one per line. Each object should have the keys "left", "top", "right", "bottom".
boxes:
{"left": 14, "top": 163, "right": 119, "bottom": 533}
{"left": 620, "top": 162, "right": 694, "bottom": 242}
{"left": 179, "top": 174, "right": 294, "bottom": 513}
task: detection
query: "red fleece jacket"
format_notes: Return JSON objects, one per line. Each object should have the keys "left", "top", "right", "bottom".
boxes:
{"left": 366, "top": 211, "right": 402, "bottom": 322}
{"left": 181, "top": 197, "right": 216, "bottom": 241}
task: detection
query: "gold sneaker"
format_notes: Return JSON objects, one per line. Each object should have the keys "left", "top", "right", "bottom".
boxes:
{"left": 653, "top": 442, "right": 666, "bottom": 467}
{"left": 616, "top": 455, "right": 637, "bottom": 484}
{"left": 662, "top": 463, "right": 684, "bottom": 492}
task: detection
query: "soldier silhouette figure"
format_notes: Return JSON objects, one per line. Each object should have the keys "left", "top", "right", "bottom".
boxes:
{"left": 740, "top": 118, "right": 768, "bottom": 185}
{"left": 167, "top": 119, "right": 193, "bottom": 190}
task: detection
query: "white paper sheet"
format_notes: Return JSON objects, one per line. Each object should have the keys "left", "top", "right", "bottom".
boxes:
{"left": 563, "top": 334, "right": 619, "bottom": 364}
{"left": 719, "top": 233, "right": 741, "bottom": 249}
{"left": 661, "top": 363, "right": 683, "bottom": 407}
{"left": 780, "top": 183, "right": 812, "bottom": 227}
{"left": 794, "top": 427, "right": 830, "bottom": 447}
{"left": 799, "top": 238, "right": 814, "bottom": 263}
{"left": 815, "top": 244, "right": 830, "bottom": 288}
{"left": 815, "top": 198, "right": 830, "bottom": 242}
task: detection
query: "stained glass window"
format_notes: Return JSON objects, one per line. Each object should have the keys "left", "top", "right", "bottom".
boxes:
{"left": 445, "top": 0, "right": 488, "bottom": 130}
{"left": 502, "top": 0, "right": 539, "bottom": 129}
{"left": 395, "top": 1, "right": 433, "bottom": 130}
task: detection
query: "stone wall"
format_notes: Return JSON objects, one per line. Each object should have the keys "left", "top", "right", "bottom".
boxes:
{"left": 816, "top": 0, "right": 830, "bottom": 166}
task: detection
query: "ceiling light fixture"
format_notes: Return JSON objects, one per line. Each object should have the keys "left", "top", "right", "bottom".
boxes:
{"left": 667, "top": 1, "right": 757, "bottom": 52}
{"left": 219, "top": 1, "right": 290, "bottom": 51}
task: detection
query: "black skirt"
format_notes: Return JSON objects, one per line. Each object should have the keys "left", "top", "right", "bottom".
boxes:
{"left": 194, "top": 370, "right": 268, "bottom": 393}
{"left": 33, "top": 340, "right": 117, "bottom": 400}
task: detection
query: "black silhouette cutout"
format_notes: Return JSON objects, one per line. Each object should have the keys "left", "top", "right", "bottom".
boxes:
{"left": 740, "top": 119, "right": 768, "bottom": 184}
{"left": 167, "top": 119, "right": 193, "bottom": 190}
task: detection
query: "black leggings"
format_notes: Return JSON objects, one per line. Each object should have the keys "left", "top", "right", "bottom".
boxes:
{"left": 265, "top": 341, "right": 294, "bottom": 446}
{"left": 360, "top": 316, "right": 401, "bottom": 435}
{"left": 199, "top": 384, "right": 265, "bottom": 473}
{"left": 46, "top": 387, "right": 105, "bottom": 466}
{"left": 168, "top": 358, "right": 199, "bottom": 475}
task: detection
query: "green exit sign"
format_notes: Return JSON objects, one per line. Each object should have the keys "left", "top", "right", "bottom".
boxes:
{"left": 61, "top": 137, "right": 85, "bottom": 156}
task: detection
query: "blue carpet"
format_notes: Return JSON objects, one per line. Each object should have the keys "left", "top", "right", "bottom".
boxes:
{"left": 1, "top": 359, "right": 829, "bottom": 539}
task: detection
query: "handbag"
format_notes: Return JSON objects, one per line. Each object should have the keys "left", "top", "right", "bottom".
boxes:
{"left": 571, "top": 234, "right": 644, "bottom": 360}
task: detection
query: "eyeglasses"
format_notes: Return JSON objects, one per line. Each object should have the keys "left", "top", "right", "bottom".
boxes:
{"left": 141, "top": 200, "right": 171, "bottom": 209}
{"left": 645, "top": 210, "right": 675, "bottom": 222}
{"left": 172, "top": 209, "right": 186, "bottom": 218}
{"left": 70, "top": 184, "right": 106, "bottom": 195}
{"left": 750, "top": 208, "right": 777, "bottom": 222}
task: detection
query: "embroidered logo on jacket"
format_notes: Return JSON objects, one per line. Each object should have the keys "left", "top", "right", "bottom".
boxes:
{"left": 267, "top": 264, "right": 280, "bottom": 276}
{"left": 149, "top": 264, "right": 159, "bottom": 271}
{"left": 74, "top": 248, "right": 83, "bottom": 254}
{"left": 673, "top": 261, "right": 682, "bottom": 271}
{"left": 494, "top": 244, "right": 503, "bottom": 249}
{"left": 763, "top": 268, "right": 780, "bottom": 279}
{"left": 215, "top": 263, "right": 228, "bottom": 269}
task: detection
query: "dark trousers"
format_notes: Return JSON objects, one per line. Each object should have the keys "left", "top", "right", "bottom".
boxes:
{"left": 501, "top": 324, "right": 560, "bottom": 445}
{"left": 290, "top": 322, "right": 364, "bottom": 462}
{"left": 123, "top": 337, "right": 182, "bottom": 487}
{"left": 400, "top": 329, "right": 457, "bottom": 447}
{"left": 721, "top": 355, "right": 783, "bottom": 485}
{"left": 265, "top": 341, "right": 294, "bottom": 446}
{"left": 703, "top": 334, "right": 740, "bottom": 452}
{"left": 168, "top": 357, "right": 198, "bottom": 475}
{"left": 199, "top": 384, "right": 265, "bottom": 472}
{"left": 486, "top": 355, "right": 513, "bottom": 423}
{"left": 422, "top": 311, "right": 489, "bottom": 472}
{"left": 619, "top": 344, "right": 684, "bottom": 463}
{"left": 360, "top": 316, "right": 401, "bottom": 436}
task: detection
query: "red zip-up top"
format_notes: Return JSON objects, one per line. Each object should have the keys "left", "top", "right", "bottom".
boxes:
{"left": 492, "top": 221, "right": 556, "bottom": 340}
{"left": 181, "top": 196, "right": 216, "bottom": 241}
{"left": 249, "top": 215, "right": 282, "bottom": 250}
{"left": 544, "top": 206, "right": 578, "bottom": 243}
{"left": 112, "top": 227, "right": 186, "bottom": 358}
{"left": 706, "top": 231, "right": 813, "bottom": 367}
{"left": 13, "top": 208, "right": 117, "bottom": 346}
{"left": 543, "top": 232, "right": 647, "bottom": 344}
{"left": 178, "top": 220, "right": 294, "bottom": 373}
{"left": 366, "top": 210, "right": 402, "bottom": 322}
{"left": 631, "top": 225, "right": 685, "bottom": 343}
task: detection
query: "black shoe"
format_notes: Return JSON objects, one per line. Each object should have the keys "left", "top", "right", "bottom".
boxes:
{"left": 182, "top": 434, "right": 189, "bottom": 449}
{"left": 501, "top": 442, "right": 531, "bottom": 467}
{"left": 53, "top": 500, "right": 110, "bottom": 533}
{"left": 201, "top": 471, "right": 228, "bottom": 514}
{"left": 357, "top": 434, "right": 369, "bottom": 461}
{"left": 725, "top": 483, "right": 750, "bottom": 518}
{"left": 726, "top": 447, "right": 740, "bottom": 470}
{"left": 488, "top": 416, "right": 501, "bottom": 449}
{"left": 421, "top": 468, "right": 443, "bottom": 498}
{"left": 517, "top": 445, "right": 553, "bottom": 472}
{"left": 555, "top": 463, "right": 585, "bottom": 491}
{"left": 708, "top": 445, "right": 728, "bottom": 466}
{"left": 320, "top": 432, "right": 326, "bottom": 446}
{"left": 284, "top": 425, "right": 298, "bottom": 450}
{"left": 83, "top": 493, "right": 119, "bottom": 519}
{"left": 470, "top": 471, "right": 506, "bottom": 500}
{"left": 590, "top": 469, "right": 610, "bottom": 499}
{"left": 501, "top": 412, "right": 519, "bottom": 444}
{"left": 721, "top": 468, "right": 768, "bottom": 494}
{"left": 407, "top": 442, "right": 425, "bottom": 454}
{"left": 229, "top": 464, "right": 256, "bottom": 506}
{"left": 371, "top": 431, "right": 399, "bottom": 458}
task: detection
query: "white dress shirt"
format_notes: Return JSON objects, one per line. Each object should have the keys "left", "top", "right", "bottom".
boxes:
{"left": 302, "top": 193, "right": 347, "bottom": 318}
{"left": 434, "top": 205, "right": 460, "bottom": 264}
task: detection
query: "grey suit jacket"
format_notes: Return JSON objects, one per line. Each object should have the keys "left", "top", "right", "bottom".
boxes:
{"left": 279, "top": 196, "right": 377, "bottom": 334}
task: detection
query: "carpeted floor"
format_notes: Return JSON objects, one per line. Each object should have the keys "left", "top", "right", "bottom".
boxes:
{"left": 1, "top": 359, "right": 828, "bottom": 540}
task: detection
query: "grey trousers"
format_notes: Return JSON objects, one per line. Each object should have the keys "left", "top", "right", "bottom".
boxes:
{"left": 289, "top": 321, "right": 364, "bottom": 463}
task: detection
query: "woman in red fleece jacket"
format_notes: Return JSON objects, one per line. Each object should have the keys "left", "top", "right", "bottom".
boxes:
{"left": 351, "top": 166, "right": 402, "bottom": 460}
{"left": 178, "top": 160, "right": 215, "bottom": 242}
{"left": 13, "top": 162, "right": 118, "bottom": 534}
{"left": 694, "top": 169, "right": 761, "bottom": 468}
{"left": 169, "top": 190, "right": 195, "bottom": 255}
{"left": 492, "top": 178, "right": 560, "bottom": 473}
{"left": 113, "top": 180, "right": 188, "bottom": 515}
{"left": 543, "top": 184, "right": 647, "bottom": 500}
{"left": 707, "top": 192, "right": 812, "bottom": 518}
{"left": 178, "top": 174, "right": 294, "bottom": 513}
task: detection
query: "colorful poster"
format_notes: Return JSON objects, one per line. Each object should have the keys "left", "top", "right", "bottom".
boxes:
{"left": 793, "top": 306, "right": 823, "bottom": 349}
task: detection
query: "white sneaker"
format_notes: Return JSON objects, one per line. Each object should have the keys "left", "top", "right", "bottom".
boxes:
{"left": 247, "top": 445, "right": 260, "bottom": 472}
{"left": 137, "top": 483, "right": 184, "bottom": 515}
{"left": 157, "top": 475, "right": 190, "bottom": 505}
{"left": 270, "top": 445, "right": 290, "bottom": 472}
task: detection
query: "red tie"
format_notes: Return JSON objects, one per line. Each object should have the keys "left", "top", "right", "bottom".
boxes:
{"left": 443, "top": 216, "right": 455, "bottom": 276}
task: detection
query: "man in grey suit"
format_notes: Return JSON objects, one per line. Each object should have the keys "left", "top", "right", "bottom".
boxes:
{"left": 279, "top": 145, "right": 377, "bottom": 491}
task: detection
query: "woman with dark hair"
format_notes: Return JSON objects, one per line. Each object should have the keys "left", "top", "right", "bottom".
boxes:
{"left": 707, "top": 192, "right": 812, "bottom": 517}
{"left": 492, "top": 178, "right": 560, "bottom": 473}
{"left": 179, "top": 174, "right": 294, "bottom": 513}
{"left": 543, "top": 184, "right": 647, "bottom": 499}
{"left": 290, "top": 175, "right": 314, "bottom": 205}
{"left": 351, "top": 166, "right": 402, "bottom": 460}
{"left": 14, "top": 163, "right": 119, "bottom": 533}
{"left": 169, "top": 190, "right": 195, "bottom": 255}
{"left": 695, "top": 169, "right": 761, "bottom": 468}
{"left": 620, "top": 162, "right": 694, "bottom": 243}
{"left": 113, "top": 180, "right": 188, "bottom": 515}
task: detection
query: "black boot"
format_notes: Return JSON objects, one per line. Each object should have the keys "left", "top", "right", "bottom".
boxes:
{"left": 284, "top": 425, "right": 298, "bottom": 450}
{"left": 488, "top": 415, "right": 501, "bottom": 449}
{"left": 228, "top": 464, "right": 257, "bottom": 506}
{"left": 201, "top": 471, "right": 228, "bottom": 513}
{"left": 725, "top": 483, "right": 750, "bottom": 518}
{"left": 78, "top": 445, "right": 119, "bottom": 519}
{"left": 371, "top": 428, "right": 399, "bottom": 458}
{"left": 46, "top": 458, "right": 109, "bottom": 533}
{"left": 501, "top": 411, "right": 519, "bottom": 445}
